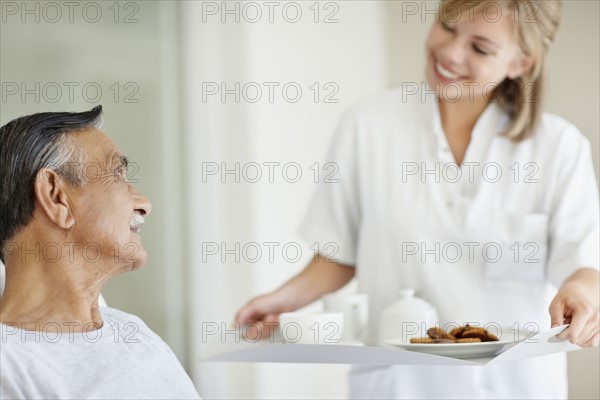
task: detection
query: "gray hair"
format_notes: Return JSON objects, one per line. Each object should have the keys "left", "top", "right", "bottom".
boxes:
{"left": 0, "top": 106, "right": 104, "bottom": 263}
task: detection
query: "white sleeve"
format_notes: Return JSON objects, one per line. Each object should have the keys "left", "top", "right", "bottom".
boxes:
{"left": 298, "top": 111, "right": 361, "bottom": 266}
{"left": 547, "top": 128, "right": 600, "bottom": 287}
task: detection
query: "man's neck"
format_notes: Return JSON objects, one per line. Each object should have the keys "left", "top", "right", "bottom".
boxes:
{"left": 0, "top": 259, "right": 107, "bottom": 331}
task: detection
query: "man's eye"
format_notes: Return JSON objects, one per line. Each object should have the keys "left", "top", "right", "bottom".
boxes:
{"left": 113, "top": 166, "right": 128, "bottom": 181}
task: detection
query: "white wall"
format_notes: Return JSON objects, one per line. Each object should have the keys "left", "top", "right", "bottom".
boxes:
{"left": 181, "top": 1, "right": 389, "bottom": 398}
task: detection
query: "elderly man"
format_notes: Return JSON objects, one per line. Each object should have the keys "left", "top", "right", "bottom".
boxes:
{"left": 0, "top": 106, "right": 200, "bottom": 399}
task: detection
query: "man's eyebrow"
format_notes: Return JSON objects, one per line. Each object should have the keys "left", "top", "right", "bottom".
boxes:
{"left": 119, "top": 155, "right": 129, "bottom": 168}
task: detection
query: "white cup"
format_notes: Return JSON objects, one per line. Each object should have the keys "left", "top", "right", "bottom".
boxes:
{"left": 322, "top": 293, "right": 368, "bottom": 343}
{"left": 279, "top": 312, "right": 343, "bottom": 344}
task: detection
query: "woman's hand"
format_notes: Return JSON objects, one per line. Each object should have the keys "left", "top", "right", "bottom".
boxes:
{"left": 234, "top": 254, "right": 356, "bottom": 340}
{"left": 234, "top": 290, "right": 289, "bottom": 341}
{"left": 549, "top": 268, "right": 600, "bottom": 348}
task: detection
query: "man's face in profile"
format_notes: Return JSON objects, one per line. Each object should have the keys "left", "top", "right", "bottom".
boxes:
{"left": 66, "top": 128, "right": 152, "bottom": 272}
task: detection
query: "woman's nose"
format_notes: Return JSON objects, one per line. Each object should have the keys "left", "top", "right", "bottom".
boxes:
{"left": 441, "top": 37, "right": 466, "bottom": 66}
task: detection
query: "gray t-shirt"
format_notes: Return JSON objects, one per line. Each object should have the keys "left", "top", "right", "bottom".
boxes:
{"left": 0, "top": 307, "right": 200, "bottom": 399}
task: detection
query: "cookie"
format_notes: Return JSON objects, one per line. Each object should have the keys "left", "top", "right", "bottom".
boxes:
{"left": 461, "top": 327, "right": 489, "bottom": 340}
{"left": 449, "top": 324, "right": 470, "bottom": 338}
{"left": 410, "top": 337, "right": 434, "bottom": 344}
{"left": 427, "top": 327, "right": 453, "bottom": 340}
{"left": 455, "top": 337, "right": 481, "bottom": 343}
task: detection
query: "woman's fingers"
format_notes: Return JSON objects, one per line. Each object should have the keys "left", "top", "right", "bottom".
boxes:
{"left": 235, "top": 293, "right": 278, "bottom": 325}
{"left": 548, "top": 297, "right": 566, "bottom": 329}
{"left": 235, "top": 304, "right": 260, "bottom": 326}
{"left": 581, "top": 332, "right": 600, "bottom": 348}
{"left": 572, "top": 312, "right": 600, "bottom": 347}
{"left": 234, "top": 294, "right": 282, "bottom": 340}
{"left": 241, "top": 314, "right": 280, "bottom": 340}
{"left": 554, "top": 302, "right": 599, "bottom": 346}
{"left": 561, "top": 305, "right": 586, "bottom": 342}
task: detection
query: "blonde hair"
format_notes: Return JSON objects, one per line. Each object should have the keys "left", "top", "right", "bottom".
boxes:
{"left": 439, "top": 0, "right": 562, "bottom": 141}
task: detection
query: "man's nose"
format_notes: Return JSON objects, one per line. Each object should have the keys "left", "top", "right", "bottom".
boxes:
{"left": 130, "top": 185, "right": 152, "bottom": 216}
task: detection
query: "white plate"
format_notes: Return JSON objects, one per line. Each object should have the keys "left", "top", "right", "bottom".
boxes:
{"left": 385, "top": 329, "right": 532, "bottom": 359}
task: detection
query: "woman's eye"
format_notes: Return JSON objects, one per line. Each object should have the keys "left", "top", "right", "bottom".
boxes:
{"left": 441, "top": 21, "right": 455, "bottom": 32}
{"left": 473, "top": 45, "right": 489, "bottom": 55}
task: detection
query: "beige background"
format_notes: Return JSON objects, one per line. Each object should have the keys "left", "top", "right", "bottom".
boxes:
{"left": 0, "top": 1, "right": 598, "bottom": 398}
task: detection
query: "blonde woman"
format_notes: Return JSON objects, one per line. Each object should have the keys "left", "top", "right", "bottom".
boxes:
{"left": 236, "top": 1, "right": 599, "bottom": 398}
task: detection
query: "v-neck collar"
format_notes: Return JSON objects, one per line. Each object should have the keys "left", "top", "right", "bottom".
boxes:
{"left": 425, "top": 90, "right": 509, "bottom": 166}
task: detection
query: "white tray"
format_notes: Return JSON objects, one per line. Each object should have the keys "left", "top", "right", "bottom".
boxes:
{"left": 202, "top": 325, "right": 581, "bottom": 366}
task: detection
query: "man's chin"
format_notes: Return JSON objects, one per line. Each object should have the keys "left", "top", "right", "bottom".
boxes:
{"left": 115, "top": 242, "right": 148, "bottom": 272}
{"left": 130, "top": 259, "right": 147, "bottom": 271}
{"left": 130, "top": 249, "right": 148, "bottom": 271}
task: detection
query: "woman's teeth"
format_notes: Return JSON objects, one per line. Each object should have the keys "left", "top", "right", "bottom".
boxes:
{"left": 436, "top": 62, "right": 460, "bottom": 80}
{"left": 130, "top": 214, "right": 145, "bottom": 234}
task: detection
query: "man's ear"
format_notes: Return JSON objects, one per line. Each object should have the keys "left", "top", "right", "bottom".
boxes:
{"left": 34, "top": 169, "right": 75, "bottom": 229}
{"left": 508, "top": 54, "right": 535, "bottom": 80}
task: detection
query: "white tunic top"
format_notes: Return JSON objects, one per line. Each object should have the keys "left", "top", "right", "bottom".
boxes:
{"left": 299, "top": 86, "right": 600, "bottom": 398}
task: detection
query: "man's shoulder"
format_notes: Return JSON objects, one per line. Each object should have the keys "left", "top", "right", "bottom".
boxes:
{"left": 99, "top": 306, "right": 167, "bottom": 346}
{"left": 100, "top": 306, "right": 148, "bottom": 326}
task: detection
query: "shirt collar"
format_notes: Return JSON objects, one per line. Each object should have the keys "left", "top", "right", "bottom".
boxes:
{"left": 424, "top": 83, "right": 510, "bottom": 140}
